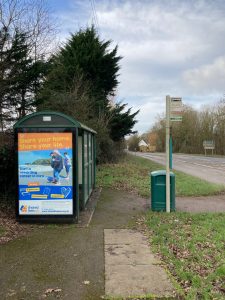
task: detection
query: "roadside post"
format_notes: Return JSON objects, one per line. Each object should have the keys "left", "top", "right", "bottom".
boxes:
{"left": 166, "top": 95, "right": 171, "bottom": 213}
{"left": 169, "top": 97, "right": 183, "bottom": 169}
{"left": 203, "top": 140, "right": 215, "bottom": 156}
{"left": 169, "top": 131, "right": 173, "bottom": 169}
{"left": 166, "top": 96, "right": 183, "bottom": 213}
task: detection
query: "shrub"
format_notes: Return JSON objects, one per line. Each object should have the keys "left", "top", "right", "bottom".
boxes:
{"left": 0, "top": 143, "right": 17, "bottom": 211}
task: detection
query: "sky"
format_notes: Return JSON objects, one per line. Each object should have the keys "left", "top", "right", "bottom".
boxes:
{"left": 50, "top": 0, "right": 225, "bottom": 133}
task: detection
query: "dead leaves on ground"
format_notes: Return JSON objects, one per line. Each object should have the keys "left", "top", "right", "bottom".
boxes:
{"left": 41, "top": 288, "right": 62, "bottom": 298}
{"left": 0, "top": 211, "right": 32, "bottom": 245}
{"left": 142, "top": 213, "right": 225, "bottom": 298}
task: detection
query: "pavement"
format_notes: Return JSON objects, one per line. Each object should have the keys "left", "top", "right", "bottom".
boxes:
{"left": 1, "top": 188, "right": 177, "bottom": 300}
{"left": 176, "top": 194, "right": 225, "bottom": 212}
{"left": 1, "top": 187, "right": 224, "bottom": 299}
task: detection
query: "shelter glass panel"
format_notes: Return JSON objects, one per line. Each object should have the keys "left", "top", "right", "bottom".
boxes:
{"left": 88, "top": 133, "right": 92, "bottom": 192}
{"left": 84, "top": 132, "right": 89, "bottom": 203}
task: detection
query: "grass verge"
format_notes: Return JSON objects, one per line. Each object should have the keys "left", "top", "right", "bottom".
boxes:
{"left": 144, "top": 212, "right": 225, "bottom": 299}
{"left": 97, "top": 154, "right": 225, "bottom": 197}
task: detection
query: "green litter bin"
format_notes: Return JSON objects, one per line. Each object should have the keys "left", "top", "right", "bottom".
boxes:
{"left": 150, "top": 170, "right": 175, "bottom": 211}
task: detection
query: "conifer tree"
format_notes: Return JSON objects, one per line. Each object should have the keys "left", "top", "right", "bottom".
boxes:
{"left": 8, "top": 30, "right": 47, "bottom": 118}
{"left": 109, "top": 103, "right": 139, "bottom": 141}
{"left": 0, "top": 28, "right": 48, "bottom": 125}
{"left": 40, "top": 26, "right": 121, "bottom": 115}
{"left": 39, "top": 26, "right": 139, "bottom": 161}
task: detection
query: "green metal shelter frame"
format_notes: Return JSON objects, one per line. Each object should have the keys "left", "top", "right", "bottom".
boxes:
{"left": 14, "top": 111, "right": 96, "bottom": 222}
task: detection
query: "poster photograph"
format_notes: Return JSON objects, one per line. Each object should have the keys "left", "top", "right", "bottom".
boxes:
{"left": 18, "top": 132, "right": 73, "bottom": 215}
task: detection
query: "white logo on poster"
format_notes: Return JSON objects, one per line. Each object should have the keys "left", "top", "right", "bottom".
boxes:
{"left": 28, "top": 205, "right": 40, "bottom": 212}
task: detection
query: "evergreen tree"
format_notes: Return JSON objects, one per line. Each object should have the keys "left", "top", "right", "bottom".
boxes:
{"left": 39, "top": 26, "right": 139, "bottom": 162}
{"left": 0, "top": 26, "right": 12, "bottom": 129}
{"left": 0, "top": 28, "right": 48, "bottom": 125}
{"left": 8, "top": 30, "right": 48, "bottom": 118}
{"left": 39, "top": 26, "right": 121, "bottom": 115}
{"left": 109, "top": 103, "right": 139, "bottom": 141}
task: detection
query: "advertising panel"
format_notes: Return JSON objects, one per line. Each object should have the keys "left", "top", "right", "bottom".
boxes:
{"left": 18, "top": 132, "right": 73, "bottom": 215}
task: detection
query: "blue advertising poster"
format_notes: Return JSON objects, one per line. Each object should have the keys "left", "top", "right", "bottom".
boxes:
{"left": 18, "top": 132, "right": 73, "bottom": 215}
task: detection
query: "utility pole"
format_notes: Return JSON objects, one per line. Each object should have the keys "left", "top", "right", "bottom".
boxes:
{"left": 166, "top": 95, "right": 170, "bottom": 213}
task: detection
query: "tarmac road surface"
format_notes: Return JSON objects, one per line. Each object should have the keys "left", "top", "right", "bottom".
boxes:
{"left": 133, "top": 152, "right": 225, "bottom": 185}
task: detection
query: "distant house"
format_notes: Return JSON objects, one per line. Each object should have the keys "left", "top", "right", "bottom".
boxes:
{"left": 138, "top": 139, "right": 149, "bottom": 152}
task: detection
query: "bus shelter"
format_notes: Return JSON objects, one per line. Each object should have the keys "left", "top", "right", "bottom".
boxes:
{"left": 14, "top": 111, "right": 96, "bottom": 222}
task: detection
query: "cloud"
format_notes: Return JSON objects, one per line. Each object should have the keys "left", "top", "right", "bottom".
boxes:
{"left": 53, "top": 0, "right": 225, "bottom": 132}
{"left": 130, "top": 97, "right": 165, "bottom": 133}
{"left": 183, "top": 56, "right": 225, "bottom": 94}
{"left": 96, "top": 1, "right": 225, "bottom": 98}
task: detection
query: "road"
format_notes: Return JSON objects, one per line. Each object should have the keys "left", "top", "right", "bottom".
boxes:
{"left": 133, "top": 152, "right": 225, "bottom": 185}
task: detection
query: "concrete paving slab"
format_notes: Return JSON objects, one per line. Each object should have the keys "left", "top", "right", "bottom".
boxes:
{"left": 105, "top": 244, "right": 160, "bottom": 265}
{"left": 104, "top": 229, "right": 175, "bottom": 298}
{"left": 104, "top": 229, "right": 148, "bottom": 245}
{"left": 105, "top": 264, "right": 175, "bottom": 297}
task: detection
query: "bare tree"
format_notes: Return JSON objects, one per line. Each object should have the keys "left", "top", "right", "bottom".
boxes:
{"left": 0, "top": 0, "right": 58, "bottom": 58}
{"left": 146, "top": 100, "right": 225, "bottom": 155}
{"left": 38, "top": 74, "right": 95, "bottom": 122}
{"left": 0, "top": 0, "right": 58, "bottom": 130}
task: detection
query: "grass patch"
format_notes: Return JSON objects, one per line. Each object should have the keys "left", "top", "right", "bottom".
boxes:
{"left": 97, "top": 154, "right": 225, "bottom": 197}
{"left": 145, "top": 212, "right": 225, "bottom": 299}
{"left": 174, "top": 171, "right": 224, "bottom": 196}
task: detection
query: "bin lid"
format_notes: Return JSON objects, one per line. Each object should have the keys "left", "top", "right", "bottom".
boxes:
{"left": 13, "top": 111, "right": 97, "bottom": 134}
{"left": 150, "top": 170, "right": 175, "bottom": 176}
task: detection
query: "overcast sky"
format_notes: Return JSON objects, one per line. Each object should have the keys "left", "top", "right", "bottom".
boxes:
{"left": 51, "top": 0, "right": 225, "bottom": 133}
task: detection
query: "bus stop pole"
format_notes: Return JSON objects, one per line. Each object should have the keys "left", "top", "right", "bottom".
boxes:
{"left": 169, "top": 133, "right": 172, "bottom": 169}
{"left": 166, "top": 95, "right": 171, "bottom": 213}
